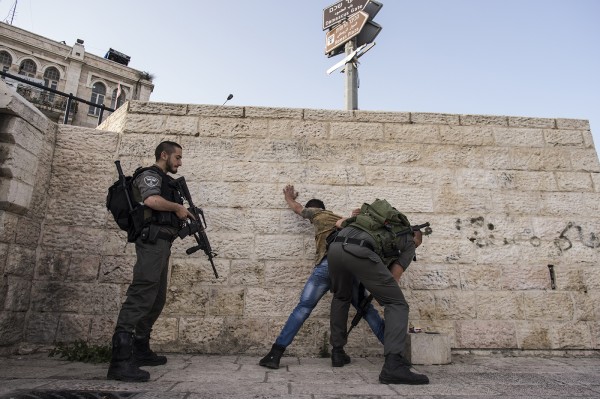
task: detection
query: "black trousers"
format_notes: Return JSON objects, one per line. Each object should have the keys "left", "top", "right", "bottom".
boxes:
{"left": 115, "top": 236, "right": 171, "bottom": 337}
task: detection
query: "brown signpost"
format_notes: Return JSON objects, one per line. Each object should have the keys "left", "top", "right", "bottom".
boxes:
{"left": 323, "top": 0, "right": 370, "bottom": 30}
{"left": 325, "top": 11, "right": 369, "bottom": 54}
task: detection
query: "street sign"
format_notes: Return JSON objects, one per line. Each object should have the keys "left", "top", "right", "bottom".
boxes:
{"left": 326, "top": 42, "right": 375, "bottom": 74}
{"left": 327, "top": 20, "right": 382, "bottom": 57}
{"left": 323, "top": 0, "right": 383, "bottom": 30}
{"left": 325, "top": 11, "right": 369, "bottom": 54}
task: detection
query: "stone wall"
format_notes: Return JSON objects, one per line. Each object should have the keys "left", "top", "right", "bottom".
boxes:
{"left": 1, "top": 85, "right": 599, "bottom": 356}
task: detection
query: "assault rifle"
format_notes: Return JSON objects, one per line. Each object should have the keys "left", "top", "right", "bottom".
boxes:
{"left": 345, "top": 222, "right": 431, "bottom": 339}
{"left": 169, "top": 177, "right": 219, "bottom": 279}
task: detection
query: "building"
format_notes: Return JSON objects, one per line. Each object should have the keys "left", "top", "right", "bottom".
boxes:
{"left": 0, "top": 21, "right": 153, "bottom": 127}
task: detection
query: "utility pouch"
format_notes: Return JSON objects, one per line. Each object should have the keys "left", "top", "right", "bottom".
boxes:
{"left": 140, "top": 226, "right": 150, "bottom": 243}
{"left": 146, "top": 225, "right": 160, "bottom": 244}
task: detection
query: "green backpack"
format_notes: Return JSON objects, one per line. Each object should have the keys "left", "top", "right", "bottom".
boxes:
{"left": 342, "top": 199, "right": 412, "bottom": 265}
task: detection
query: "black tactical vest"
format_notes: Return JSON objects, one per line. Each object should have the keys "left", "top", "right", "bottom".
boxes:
{"left": 134, "top": 166, "right": 183, "bottom": 229}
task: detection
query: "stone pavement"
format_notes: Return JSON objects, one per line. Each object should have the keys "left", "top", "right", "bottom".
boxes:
{"left": 0, "top": 353, "right": 599, "bottom": 398}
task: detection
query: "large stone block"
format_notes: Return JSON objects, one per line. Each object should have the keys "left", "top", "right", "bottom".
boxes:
{"left": 255, "top": 234, "right": 304, "bottom": 260}
{"left": 355, "top": 110, "right": 410, "bottom": 123}
{"left": 56, "top": 314, "right": 91, "bottom": 342}
{"left": 455, "top": 320, "right": 517, "bottom": 348}
{"left": 208, "top": 287, "right": 244, "bottom": 316}
{"left": 25, "top": 312, "right": 59, "bottom": 343}
{"left": 522, "top": 291, "right": 574, "bottom": 321}
{"left": 128, "top": 101, "right": 187, "bottom": 115}
{"left": 569, "top": 148, "right": 600, "bottom": 172}
{"left": 268, "top": 119, "right": 327, "bottom": 139}
{"left": 0, "top": 211, "right": 17, "bottom": 243}
{"left": 178, "top": 316, "right": 225, "bottom": 351}
{"left": 460, "top": 114, "right": 508, "bottom": 126}
{"left": 35, "top": 250, "right": 71, "bottom": 280}
{"left": 385, "top": 124, "right": 440, "bottom": 144}
{"left": 475, "top": 291, "right": 524, "bottom": 320}
{"left": 406, "top": 332, "right": 451, "bottom": 365}
{"left": 551, "top": 321, "right": 593, "bottom": 349}
{"left": 98, "top": 255, "right": 135, "bottom": 283}
{"left": 0, "top": 311, "right": 25, "bottom": 345}
{"left": 493, "top": 127, "right": 545, "bottom": 147}
{"left": 4, "top": 277, "right": 32, "bottom": 311}
{"left": 264, "top": 260, "right": 313, "bottom": 287}
{"left": 187, "top": 104, "right": 244, "bottom": 117}
{"left": 440, "top": 126, "right": 495, "bottom": 146}
{"left": 406, "top": 264, "right": 460, "bottom": 290}
{"left": 0, "top": 116, "right": 44, "bottom": 157}
{"left": 229, "top": 260, "right": 265, "bottom": 286}
{"left": 245, "top": 287, "right": 300, "bottom": 317}
{"left": 434, "top": 291, "right": 477, "bottom": 320}
{"left": 554, "top": 172, "right": 593, "bottom": 192}
{"left": 411, "top": 112, "right": 460, "bottom": 125}
{"left": 304, "top": 109, "right": 354, "bottom": 121}
{"left": 544, "top": 129, "right": 585, "bottom": 146}
{"left": 0, "top": 178, "right": 33, "bottom": 214}
{"left": 67, "top": 254, "right": 101, "bottom": 282}
{"left": 508, "top": 116, "right": 555, "bottom": 129}
{"left": 555, "top": 118, "right": 590, "bottom": 130}
{"left": 165, "top": 115, "right": 199, "bottom": 135}
{"left": 245, "top": 106, "right": 303, "bottom": 119}
{"left": 330, "top": 122, "right": 384, "bottom": 141}
{"left": 164, "top": 282, "right": 210, "bottom": 316}
{"left": 5, "top": 244, "right": 36, "bottom": 277}
{"left": 515, "top": 321, "right": 553, "bottom": 349}
{"left": 198, "top": 117, "right": 269, "bottom": 138}
{"left": 122, "top": 114, "right": 166, "bottom": 133}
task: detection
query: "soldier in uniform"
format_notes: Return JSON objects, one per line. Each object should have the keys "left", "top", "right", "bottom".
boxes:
{"left": 328, "top": 202, "right": 429, "bottom": 385}
{"left": 107, "top": 141, "right": 194, "bottom": 382}
{"left": 259, "top": 185, "right": 387, "bottom": 369}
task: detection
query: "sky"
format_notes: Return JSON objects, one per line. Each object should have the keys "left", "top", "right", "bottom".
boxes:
{"left": 2, "top": 0, "right": 599, "bottom": 154}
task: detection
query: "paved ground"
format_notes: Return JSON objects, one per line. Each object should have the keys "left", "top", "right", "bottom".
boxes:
{"left": 0, "top": 353, "right": 599, "bottom": 398}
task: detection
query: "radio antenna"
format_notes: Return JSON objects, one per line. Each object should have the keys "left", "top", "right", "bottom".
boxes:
{"left": 4, "top": 1, "right": 18, "bottom": 24}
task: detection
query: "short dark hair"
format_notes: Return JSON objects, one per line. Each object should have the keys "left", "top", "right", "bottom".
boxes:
{"left": 155, "top": 141, "right": 182, "bottom": 161}
{"left": 305, "top": 199, "right": 325, "bottom": 210}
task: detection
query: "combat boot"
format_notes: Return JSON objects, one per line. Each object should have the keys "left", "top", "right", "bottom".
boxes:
{"left": 378, "top": 353, "right": 429, "bottom": 385}
{"left": 133, "top": 334, "right": 167, "bottom": 366}
{"left": 107, "top": 331, "right": 150, "bottom": 382}
{"left": 259, "top": 344, "right": 285, "bottom": 369}
{"left": 331, "top": 347, "right": 351, "bottom": 367}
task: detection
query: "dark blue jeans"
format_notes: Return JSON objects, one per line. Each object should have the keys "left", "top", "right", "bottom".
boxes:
{"left": 274, "top": 257, "right": 385, "bottom": 348}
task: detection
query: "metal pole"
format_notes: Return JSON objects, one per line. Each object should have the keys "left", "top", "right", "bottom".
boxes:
{"left": 344, "top": 38, "right": 358, "bottom": 110}
{"left": 98, "top": 104, "right": 106, "bottom": 126}
{"left": 63, "top": 93, "right": 73, "bottom": 124}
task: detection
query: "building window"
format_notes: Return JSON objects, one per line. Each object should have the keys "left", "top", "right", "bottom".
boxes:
{"left": 0, "top": 51, "right": 11, "bottom": 77}
{"left": 88, "top": 82, "right": 106, "bottom": 116}
{"left": 110, "top": 86, "right": 127, "bottom": 109}
{"left": 18, "top": 59, "right": 37, "bottom": 77}
{"left": 43, "top": 67, "right": 60, "bottom": 102}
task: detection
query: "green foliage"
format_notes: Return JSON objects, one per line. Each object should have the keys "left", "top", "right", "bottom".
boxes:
{"left": 319, "top": 332, "right": 330, "bottom": 358}
{"left": 49, "top": 340, "right": 111, "bottom": 363}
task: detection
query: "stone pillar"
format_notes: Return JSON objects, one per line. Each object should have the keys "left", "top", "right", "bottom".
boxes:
{"left": 0, "top": 80, "right": 57, "bottom": 354}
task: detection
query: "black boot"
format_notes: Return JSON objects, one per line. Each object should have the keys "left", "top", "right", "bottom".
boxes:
{"left": 331, "top": 347, "right": 351, "bottom": 367}
{"left": 259, "top": 344, "right": 285, "bottom": 369}
{"left": 107, "top": 331, "right": 150, "bottom": 382}
{"left": 133, "top": 334, "right": 167, "bottom": 366}
{"left": 378, "top": 353, "right": 429, "bottom": 385}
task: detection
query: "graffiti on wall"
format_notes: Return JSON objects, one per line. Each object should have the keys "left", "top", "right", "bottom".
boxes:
{"left": 554, "top": 222, "right": 600, "bottom": 254}
{"left": 456, "top": 217, "right": 599, "bottom": 255}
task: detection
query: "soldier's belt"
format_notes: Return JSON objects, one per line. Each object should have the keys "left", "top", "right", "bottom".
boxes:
{"left": 333, "top": 236, "right": 375, "bottom": 252}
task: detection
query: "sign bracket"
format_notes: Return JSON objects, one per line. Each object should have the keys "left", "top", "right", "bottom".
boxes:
{"left": 326, "top": 42, "right": 375, "bottom": 75}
